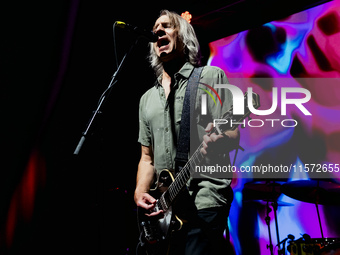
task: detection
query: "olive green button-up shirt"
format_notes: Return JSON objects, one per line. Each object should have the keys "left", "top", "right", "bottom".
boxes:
{"left": 138, "top": 62, "right": 234, "bottom": 210}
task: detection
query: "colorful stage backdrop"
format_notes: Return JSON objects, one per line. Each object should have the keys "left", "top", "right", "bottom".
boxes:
{"left": 208, "top": 0, "right": 340, "bottom": 254}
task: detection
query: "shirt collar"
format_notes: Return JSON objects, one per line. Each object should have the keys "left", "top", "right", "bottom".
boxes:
{"left": 177, "top": 62, "right": 195, "bottom": 79}
{"left": 156, "top": 62, "right": 195, "bottom": 87}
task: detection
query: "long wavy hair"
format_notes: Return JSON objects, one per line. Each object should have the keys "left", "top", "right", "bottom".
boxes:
{"left": 149, "top": 10, "right": 201, "bottom": 76}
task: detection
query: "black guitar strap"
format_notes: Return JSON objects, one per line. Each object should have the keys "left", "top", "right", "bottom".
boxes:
{"left": 175, "top": 66, "right": 204, "bottom": 173}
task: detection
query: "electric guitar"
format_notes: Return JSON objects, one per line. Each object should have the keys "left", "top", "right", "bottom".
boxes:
{"left": 137, "top": 92, "right": 260, "bottom": 255}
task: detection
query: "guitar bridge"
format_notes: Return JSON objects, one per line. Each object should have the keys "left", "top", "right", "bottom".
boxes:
{"left": 141, "top": 220, "right": 162, "bottom": 244}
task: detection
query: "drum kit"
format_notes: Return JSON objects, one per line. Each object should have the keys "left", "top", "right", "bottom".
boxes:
{"left": 243, "top": 179, "right": 340, "bottom": 255}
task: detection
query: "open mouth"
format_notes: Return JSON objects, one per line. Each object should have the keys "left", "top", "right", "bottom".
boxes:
{"left": 157, "top": 38, "right": 170, "bottom": 48}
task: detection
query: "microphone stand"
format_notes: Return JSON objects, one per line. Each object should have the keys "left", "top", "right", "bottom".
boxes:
{"left": 265, "top": 201, "right": 274, "bottom": 255}
{"left": 272, "top": 201, "right": 282, "bottom": 254}
{"left": 315, "top": 180, "right": 324, "bottom": 239}
{"left": 73, "top": 38, "right": 140, "bottom": 155}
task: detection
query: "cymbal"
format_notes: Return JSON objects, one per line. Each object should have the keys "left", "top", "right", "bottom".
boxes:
{"left": 281, "top": 180, "right": 340, "bottom": 205}
{"left": 243, "top": 181, "right": 283, "bottom": 201}
{"left": 244, "top": 181, "right": 282, "bottom": 193}
{"left": 243, "top": 200, "right": 294, "bottom": 207}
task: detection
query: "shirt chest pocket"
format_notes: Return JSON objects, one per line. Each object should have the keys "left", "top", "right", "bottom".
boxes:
{"left": 174, "top": 96, "right": 184, "bottom": 126}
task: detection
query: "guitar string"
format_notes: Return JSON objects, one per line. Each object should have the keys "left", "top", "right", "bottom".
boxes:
{"left": 166, "top": 140, "right": 205, "bottom": 204}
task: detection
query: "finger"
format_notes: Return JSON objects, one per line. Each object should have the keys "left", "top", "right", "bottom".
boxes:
{"left": 200, "top": 147, "right": 207, "bottom": 155}
{"left": 204, "top": 122, "right": 214, "bottom": 133}
{"left": 137, "top": 193, "right": 157, "bottom": 210}
{"left": 203, "top": 134, "right": 212, "bottom": 145}
{"left": 143, "top": 193, "right": 157, "bottom": 205}
{"left": 200, "top": 142, "right": 208, "bottom": 155}
{"left": 137, "top": 200, "right": 155, "bottom": 210}
{"left": 209, "top": 133, "right": 224, "bottom": 142}
{"left": 146, "top": 210, "right": 164, "bottom": 218}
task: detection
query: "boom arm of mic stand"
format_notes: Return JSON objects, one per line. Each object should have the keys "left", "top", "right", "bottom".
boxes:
{"left": 73, "top": 39, "right": 139, "bottom": 155}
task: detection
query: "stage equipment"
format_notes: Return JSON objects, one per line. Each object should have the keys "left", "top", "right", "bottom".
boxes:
{"left": 115, "top": 21, "right": 158, "bottom": 42}
{"left": 282, "top": 180, "right": 340, "bottom": 239}
{"left": 244, "top": 180, "right": 288, "bottom": 255}
{"left": 287, "top": 237, "right": 340, "bottom": 255}
{"left": 74, "top": 22, "right": 154, "bottom": 154}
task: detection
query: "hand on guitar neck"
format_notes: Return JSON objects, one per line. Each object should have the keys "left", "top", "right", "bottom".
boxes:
{"left": 201, "top": 122, "right": 240, "bottom": 156}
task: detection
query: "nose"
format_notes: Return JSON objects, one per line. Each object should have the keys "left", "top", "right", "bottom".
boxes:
{"left": 154, "top": 26, "right": 166, "bottom": 37}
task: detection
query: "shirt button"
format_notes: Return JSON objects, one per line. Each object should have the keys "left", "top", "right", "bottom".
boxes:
{"left": 166, "top": 148, "right": 169, "bottom": 153}
{"left": 160, "top": 93, "right": 164, "bottom": 97}
{"left": 165, "top": 127, "right": 168, "bottom": 132}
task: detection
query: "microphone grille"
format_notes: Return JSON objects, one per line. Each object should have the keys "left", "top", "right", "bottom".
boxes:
{"left": 115, "top": 21, "right": 126, "bottom": 28}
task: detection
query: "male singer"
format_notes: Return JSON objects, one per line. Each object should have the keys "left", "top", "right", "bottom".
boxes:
{"left": 135, "top": 10, "right": 239, "bottom": 255}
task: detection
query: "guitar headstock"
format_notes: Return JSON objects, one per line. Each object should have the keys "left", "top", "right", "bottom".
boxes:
{"left": 215, "top": 92, "right": 260, "bottom": 134}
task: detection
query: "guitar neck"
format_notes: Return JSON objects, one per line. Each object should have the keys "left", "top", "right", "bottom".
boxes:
{"left": 157, "top": 143, "right": 204, "bottom": 211}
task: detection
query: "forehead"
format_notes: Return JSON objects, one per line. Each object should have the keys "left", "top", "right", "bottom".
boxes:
{"left": 153, "top": 15, "right": 171, "bottom": 27}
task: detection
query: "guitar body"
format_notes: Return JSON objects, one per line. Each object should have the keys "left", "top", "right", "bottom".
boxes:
{"left": 137, "top": 169, "right": 183, "bottom": 255}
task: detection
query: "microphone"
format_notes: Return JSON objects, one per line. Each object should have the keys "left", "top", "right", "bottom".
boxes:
{"left": 115, "top": 21, "right": 158, "bottom": 42}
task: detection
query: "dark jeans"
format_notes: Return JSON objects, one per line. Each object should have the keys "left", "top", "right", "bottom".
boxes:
{"left": 169, "top": 206, "right": 233, "bottom": 255}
